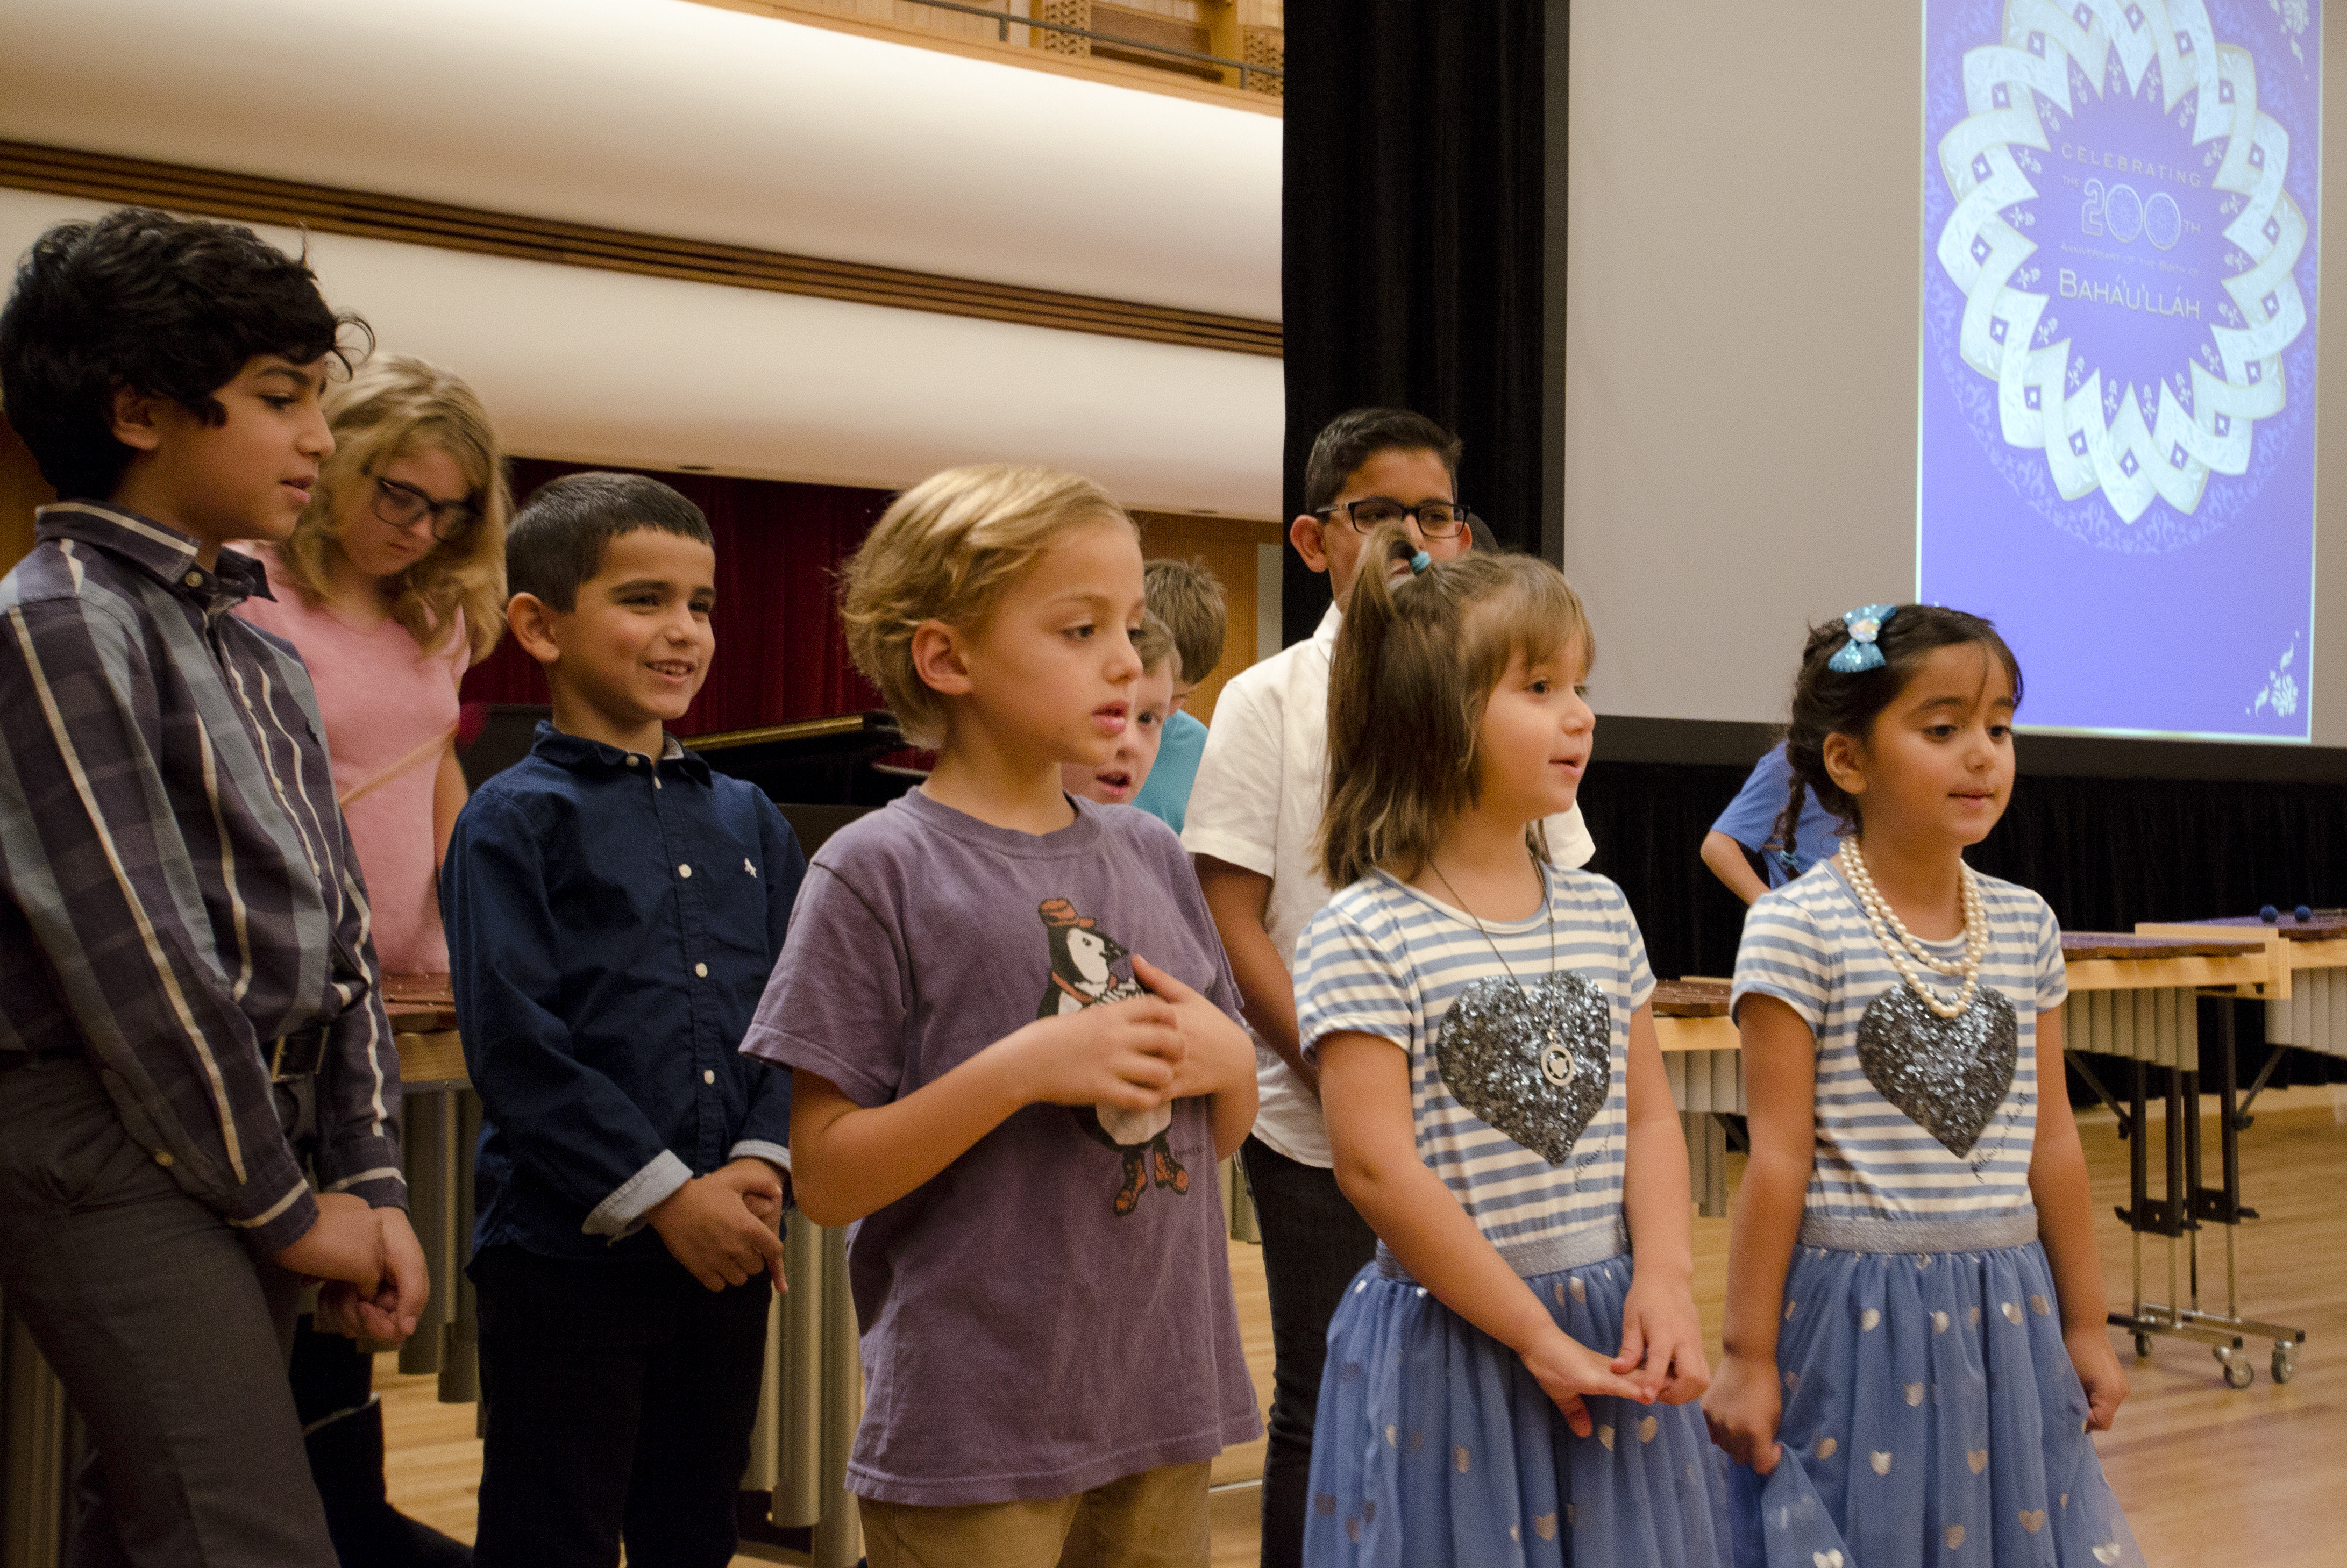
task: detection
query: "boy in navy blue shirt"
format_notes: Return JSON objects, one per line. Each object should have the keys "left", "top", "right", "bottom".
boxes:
{"left": 442, "top": 472, "right": 805, "bottom": 1568}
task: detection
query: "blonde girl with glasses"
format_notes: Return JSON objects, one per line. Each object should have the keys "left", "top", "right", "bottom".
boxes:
{"left": 233, "top": 353, "right": 506, "bottom": 1566}
{"left": 237, "top": 353, "right": 509, "bottom": 973}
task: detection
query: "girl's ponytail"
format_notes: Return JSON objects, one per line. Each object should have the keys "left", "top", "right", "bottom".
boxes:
{"left": 1322, "top": 523, "right": 1430, "bottom": 888}
{"left": 1325, "top": 523, "right": 1417, "bottom": 809}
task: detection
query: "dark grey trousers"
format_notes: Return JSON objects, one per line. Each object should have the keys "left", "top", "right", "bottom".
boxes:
{"left": 0, "top": 1057, "right": 336, "bottom": 1567}
{"left": 1238, "top": 1135, "right": 1379, "bottom": 1568}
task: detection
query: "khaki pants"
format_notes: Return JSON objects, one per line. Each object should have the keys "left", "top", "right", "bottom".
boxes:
{"left": 859, "top": 1458, "right": 1212, "bottom": 1568}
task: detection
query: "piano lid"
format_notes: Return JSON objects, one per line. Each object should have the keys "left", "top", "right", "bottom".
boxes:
{"left": 460, "top": 704, "right": 920, "bottom": 816}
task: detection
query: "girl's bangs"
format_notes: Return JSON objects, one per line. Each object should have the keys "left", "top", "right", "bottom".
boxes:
{"left": 1462, "top": 564, "right": 1592, "bottom": 684}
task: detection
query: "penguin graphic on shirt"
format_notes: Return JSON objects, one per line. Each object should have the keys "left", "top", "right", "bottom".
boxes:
{"left": 1035, "top": 897, "right": 1191, "bottom": 1216}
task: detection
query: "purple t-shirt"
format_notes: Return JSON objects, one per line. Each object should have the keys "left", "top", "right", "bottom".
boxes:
{"left": 743, "top": 788, "right": 1261, "bottom": 1505}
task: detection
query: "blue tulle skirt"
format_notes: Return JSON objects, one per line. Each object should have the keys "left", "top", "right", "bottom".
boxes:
{"left": 1303, "top": 1250, "right": 1732, "bottom": 1567}
{"left": 1726, "top": 1238, "right": 2142, "bottom": 1567}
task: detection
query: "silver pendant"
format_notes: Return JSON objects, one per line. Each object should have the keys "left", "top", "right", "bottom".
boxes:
{"left": 1434, "top": 973, "right": 1611, "bottom": 1165}
{"left": 1853, "top": 983, "right": 2018, "bottom": 1158}
{"left": 1539, "top": 1028, "right": 1575, "bottom": 1087}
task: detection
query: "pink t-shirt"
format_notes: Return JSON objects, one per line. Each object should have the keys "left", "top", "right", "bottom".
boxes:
{"left": 235, "top": 548, "right": 468, "bottom": 974}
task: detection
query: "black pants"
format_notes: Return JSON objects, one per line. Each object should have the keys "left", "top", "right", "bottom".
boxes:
{"left": 472, "top": 1244, "right": 772, "bottom": 1568}
{"left": 1239, "top": 1136, "right": 1378, "bottom": 1568}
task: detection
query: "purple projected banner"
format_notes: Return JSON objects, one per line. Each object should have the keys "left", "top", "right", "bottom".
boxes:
{"left": 1921, "top": 1, "right": 2321, "bottom": 739}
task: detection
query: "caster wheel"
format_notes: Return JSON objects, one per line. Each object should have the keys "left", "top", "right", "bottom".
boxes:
{"left": 2272, "top": 1343, "right": 2296, "bottom": 1385}
{"left": 2215, "top": 1345, "right": 2254, "bottom": 1389}
{"left": 2133, "top": 1331, "right": 2154, "bottom": 1360}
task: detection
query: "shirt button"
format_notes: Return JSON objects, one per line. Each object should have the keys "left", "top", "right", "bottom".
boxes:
{"left": 694, "top": 962, "right": 708, "bottom": 978}
{"left": 744, "top": 858, "right": 757, "bottom": 876}
{"left": 678, "top": 864, "right": 692, "bottom": 878}
{"left": 702, "top": 1069, "right": 716, "bottom": 1085}
{"left": 154, "top": 1149, "right": 174, "bottom": 1168}
{"left": 182, "top": 571, "right": 203, "bottom": 588}
{"left": 627, "top": 756, "right": 639, "bottom": 767}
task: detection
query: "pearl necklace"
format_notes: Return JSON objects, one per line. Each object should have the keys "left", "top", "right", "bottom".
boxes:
{"left": 1838, "top": 840, "right": 1987, "bottom": 1020}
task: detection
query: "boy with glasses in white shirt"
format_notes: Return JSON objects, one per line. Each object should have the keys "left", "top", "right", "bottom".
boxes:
{"left": 1183, "top": 407, "right": 1595, "bottom": 1568}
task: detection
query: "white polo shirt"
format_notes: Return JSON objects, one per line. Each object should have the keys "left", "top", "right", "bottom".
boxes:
{"left": 1182, "top": 605, "right": 1596, "bottom": 1168}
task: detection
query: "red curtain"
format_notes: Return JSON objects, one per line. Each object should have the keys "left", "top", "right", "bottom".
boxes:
{"left": 461, "top": 459, "right": 888, "bottom": 736}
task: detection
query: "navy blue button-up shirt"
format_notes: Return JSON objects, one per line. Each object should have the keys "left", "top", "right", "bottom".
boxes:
{"left": 443, "top": 722, "right": 805, "bottom": 1260}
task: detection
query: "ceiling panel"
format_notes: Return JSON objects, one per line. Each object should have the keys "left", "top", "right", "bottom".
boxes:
{"left": 0, "top": 0, "right": 1282, "bottom": 319}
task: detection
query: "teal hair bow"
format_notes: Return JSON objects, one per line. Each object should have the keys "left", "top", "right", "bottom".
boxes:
{"left": 1827, "top": 604, "right": 1897, "bottom": 673}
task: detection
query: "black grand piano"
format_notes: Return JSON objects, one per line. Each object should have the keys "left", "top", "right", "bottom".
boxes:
{"left": 460, "top": 704, "right": 923, "bottom": 854}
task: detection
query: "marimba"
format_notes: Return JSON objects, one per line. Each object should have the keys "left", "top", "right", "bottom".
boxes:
{"left": 2059, "top": 932, "right": 2299, "bottom": 1388}
{"left": 1654, "top": 980, "right": 1743, "bottom": 1218}
{"left": 2137, "top": 912, "right": 2347, "bottom": 1079}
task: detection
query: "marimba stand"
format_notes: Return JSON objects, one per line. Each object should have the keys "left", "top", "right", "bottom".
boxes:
{"left": 2060, "top": 934, "right": 2301, "bottom": 1388}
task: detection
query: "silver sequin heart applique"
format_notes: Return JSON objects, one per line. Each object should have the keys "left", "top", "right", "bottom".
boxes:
{"left": 1433, "top": 972, "right": 1611, "bottom": 1165}
{"left": 1854, "top": 984, "right": 2018, "bottom": 1157}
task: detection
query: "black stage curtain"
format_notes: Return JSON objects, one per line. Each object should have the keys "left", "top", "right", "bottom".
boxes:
{"left": 1281, "top": 0, "right": 1548, "bottom": 643}
{"left": 1580, "top": 760, "right": 2347, "bottom": 1088}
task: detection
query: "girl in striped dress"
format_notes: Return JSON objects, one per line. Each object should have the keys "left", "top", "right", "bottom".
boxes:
{"left": 1704, "top": 605, "right": 2140, "bottom": 1566}
{"left": 1290, "top": 526, "right": 1731, "bottom": 1567}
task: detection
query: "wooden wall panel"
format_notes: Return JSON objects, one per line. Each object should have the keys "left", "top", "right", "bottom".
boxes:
{"left": 0, "top": 415, "right": 54, "bottom": 576}
{"left": 1131, "top": 511, "right": 1283, "bottom": 725}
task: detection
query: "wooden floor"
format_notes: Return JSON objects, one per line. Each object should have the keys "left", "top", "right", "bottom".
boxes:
{"left": 381, "top": 1087, "right": 2347, "bottom": 1565}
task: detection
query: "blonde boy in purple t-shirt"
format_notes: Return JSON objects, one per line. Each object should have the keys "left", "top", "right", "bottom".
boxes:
{"left": 743, "top": 465, "right": 1260, "bottom": 1567}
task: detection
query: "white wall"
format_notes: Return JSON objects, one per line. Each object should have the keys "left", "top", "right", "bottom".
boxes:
{"left": 1565, "top": 3, "right": 2347, "bottom": 746}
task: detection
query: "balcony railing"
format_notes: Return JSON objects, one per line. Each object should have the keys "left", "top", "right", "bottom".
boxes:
{"left": 882, "top": 0, "right": 1283, "bottom": 93}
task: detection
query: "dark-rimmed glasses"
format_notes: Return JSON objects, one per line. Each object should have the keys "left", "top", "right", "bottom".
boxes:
{"left": 369, "top": 472, "right": 481, "bottom": 543}
{"left": 1312, "top": 497, "right": 1474, "bottom": 539}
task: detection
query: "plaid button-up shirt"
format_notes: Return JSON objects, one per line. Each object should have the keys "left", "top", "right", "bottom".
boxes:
{"left": 1, "top": 502, "right": 405, "bottom": 1254}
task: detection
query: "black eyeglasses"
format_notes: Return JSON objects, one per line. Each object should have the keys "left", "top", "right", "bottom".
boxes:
{"left": 368, "top": 472, "right": 481, "bottom": 543}
{"left": 1313, "top": 497, "right": 1474, "bottom": 539}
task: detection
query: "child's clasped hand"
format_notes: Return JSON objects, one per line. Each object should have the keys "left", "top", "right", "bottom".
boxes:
{"left": 1700, "top": 1349, "right": 1784, "bottom": 1474}
{"left": 281, "top": 1192, "right": 433, "bottom": 1344}
{"left": 1518, "top": 1327, "right": 1650, "bottom": 1438}
{"left": 649, "top": 1157, "right": 790, "bottom": 1293}
{"left": 1615, "top": 1270, "right": 1712, "bottom": 1405}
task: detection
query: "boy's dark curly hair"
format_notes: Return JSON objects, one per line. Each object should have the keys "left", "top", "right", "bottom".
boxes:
{"left": 0, "top": 208, "right": 368, "bottom": 500}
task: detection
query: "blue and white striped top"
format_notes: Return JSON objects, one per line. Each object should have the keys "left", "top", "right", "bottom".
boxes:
{"left": 1293, "top": 866, "right": 1654, "bottom": 1255}
{"left": 1731, "top": 864, "right": 2066, "bottom": 1222}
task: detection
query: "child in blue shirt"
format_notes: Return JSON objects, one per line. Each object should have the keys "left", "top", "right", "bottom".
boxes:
{"left": 1699, "top": 741, "right": 1847, "bottom": 904}
{"left": 1129, "top": 555, "right": 1226, "bottom": 833}
{"left": 442, "top": 472, "right": 806, "bottom": 1568}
